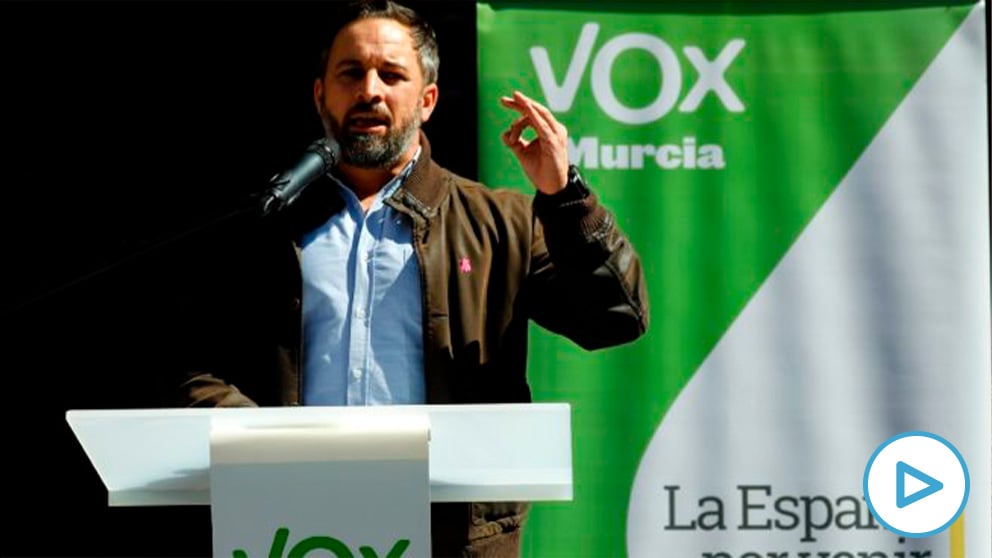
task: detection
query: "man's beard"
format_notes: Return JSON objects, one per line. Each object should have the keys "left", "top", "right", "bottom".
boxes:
{"left": 328, "top": 104, "right": 421, "bottom": 169}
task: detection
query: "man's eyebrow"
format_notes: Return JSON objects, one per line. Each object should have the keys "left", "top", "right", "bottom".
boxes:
{"left": 335, "top": 59, "right": 363, "bottom": 70}
{"left": 381, "top": 61, "right": 410, "bottom": 72}
{"left": 334, "top": 59, "right": 410, "bottom": 72}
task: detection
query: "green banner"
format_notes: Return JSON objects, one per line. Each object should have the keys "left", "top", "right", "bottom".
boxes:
{"left": 478, "top": 2, "right": 987, "bottom": 557}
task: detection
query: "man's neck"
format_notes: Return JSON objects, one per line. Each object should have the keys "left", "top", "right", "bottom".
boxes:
{"left": 334, "top": 142, "right": 421, "bottom": 212}
{"left": 336, "top": 142, "right": 421, "bottom": 201}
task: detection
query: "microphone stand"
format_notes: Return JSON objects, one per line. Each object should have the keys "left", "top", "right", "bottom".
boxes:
{"left": 11, "top": 192, "right": 271, "bottom": 314}
{"left": 12, "top": 137, "right": 336, "bottom": 313}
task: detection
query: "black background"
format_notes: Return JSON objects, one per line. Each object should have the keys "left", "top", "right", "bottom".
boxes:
{"left": 2, "top": 2, "right": 476, "bottom": 556}
{"left": 1, "top": 2, "right": 989, "bottom": 557}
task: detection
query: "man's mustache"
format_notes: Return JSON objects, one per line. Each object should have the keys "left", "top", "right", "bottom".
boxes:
{"left": 345, "top": 103, "right": 392, "bottom": 124}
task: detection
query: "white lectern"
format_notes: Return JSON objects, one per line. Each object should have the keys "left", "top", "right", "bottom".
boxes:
{"left": 66, "top": 404, "right": 572, "bottom": 557}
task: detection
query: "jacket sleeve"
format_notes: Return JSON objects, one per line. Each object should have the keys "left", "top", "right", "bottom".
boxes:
{"left": 527, "top": 165, "right": 649, "bottom": 350}
{"left": 180, "top": 372, "right": 259, "bottom": 407}
{"left": 164, "top": 223, "right": 283, "bottom": 409}
{"left": 167, "top": 265, "right": 263, "bottom": 408}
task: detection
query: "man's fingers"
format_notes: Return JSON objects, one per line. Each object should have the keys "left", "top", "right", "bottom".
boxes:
{"left": 502, "top": 114, "right": 531, "bottom": 149}
{"left": 514, "top": 91, "right": 561, "bottom": 133}
{"left": 501, "top": 92, "right": 560, "bottom": 137}
{"left": 502, "top": 128, "right": 526, "bottom": 151}
{"left": 501, "top": 91, "right": 568, "bottom": 156}
{"left": 514, "top": 92, "right": 563, "bottom": 131}
{"left": 499, "top": 95, "right": 520, "bottom": 108}
{"left": 500, "top": 93, "right": 544, "bottom": 127}
{"left": 511, "top": 91, "right": 558, "bottom": 143}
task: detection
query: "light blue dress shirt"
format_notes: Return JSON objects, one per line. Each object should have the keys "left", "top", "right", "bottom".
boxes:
{"left": 300, "top": 155, "right": 424, "bottom": 406}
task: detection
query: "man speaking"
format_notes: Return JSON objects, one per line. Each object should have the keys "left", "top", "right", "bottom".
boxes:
{"left": 177, "top": 1, "right": 649, "bottom": 555}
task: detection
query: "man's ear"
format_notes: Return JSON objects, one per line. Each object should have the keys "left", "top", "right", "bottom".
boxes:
{"left": 420, "top": 83, "right": 439, "bottom": 123}
{"left": 313, "top": 78, "right": 326, "bottom": 116}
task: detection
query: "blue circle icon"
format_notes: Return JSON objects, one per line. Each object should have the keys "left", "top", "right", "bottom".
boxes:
{"left": 863, "top": 431, "right": 969, "bottom": 538}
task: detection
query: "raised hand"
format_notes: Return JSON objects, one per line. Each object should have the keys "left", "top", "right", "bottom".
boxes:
{"left": 499, "top": 91, "right": 570, "bottom": 195}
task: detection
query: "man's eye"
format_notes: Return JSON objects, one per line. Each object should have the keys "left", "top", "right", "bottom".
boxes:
{"left": 380, "top": 72, "right": 404, "bottom": 83}
{"left": 340, "top": 69, "right": 364, "bottom": 80}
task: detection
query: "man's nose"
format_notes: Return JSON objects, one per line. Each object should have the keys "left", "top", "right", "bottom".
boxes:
{"left": 357, "top": 70, "right": 384, "bottom": 103}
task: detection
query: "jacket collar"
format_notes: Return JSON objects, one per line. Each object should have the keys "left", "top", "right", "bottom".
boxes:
{"left": 281, "top": 129, "right": 446, "bottom": 240}
{"left": 388, "top": 130, "right": 447, "bottom": 221}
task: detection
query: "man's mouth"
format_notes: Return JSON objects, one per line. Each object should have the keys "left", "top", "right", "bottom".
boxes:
{"left": 347, "top": 114, "right": 390, "bottom": 134}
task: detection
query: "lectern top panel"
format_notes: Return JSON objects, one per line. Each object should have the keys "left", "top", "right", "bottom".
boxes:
{"left": 66, "top": 404, "right": 572, "bottom": 505}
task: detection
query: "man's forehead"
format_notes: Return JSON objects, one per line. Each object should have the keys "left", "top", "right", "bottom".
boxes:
{"left": 330, "top": 18, "right": 416, "bottom": 60}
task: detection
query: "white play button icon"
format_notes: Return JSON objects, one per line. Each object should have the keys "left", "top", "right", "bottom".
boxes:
{"left": 864, "top": 431, "right": 969, "bottom": 538}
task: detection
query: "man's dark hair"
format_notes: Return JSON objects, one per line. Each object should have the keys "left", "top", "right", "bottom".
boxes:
{"left": 317, "top": 0, "right": 440, "bottom": 85}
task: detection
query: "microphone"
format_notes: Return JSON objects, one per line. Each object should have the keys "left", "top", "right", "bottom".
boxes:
{"left": 259, "top": 137, "right": 339, "bottom": 216}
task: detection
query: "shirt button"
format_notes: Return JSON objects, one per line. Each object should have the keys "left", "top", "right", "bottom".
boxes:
{"left": 351, "top": 368, "right": 362, "bottom": 380}
{"left": 355, "top": 308, "right": 367, "bottom": 319}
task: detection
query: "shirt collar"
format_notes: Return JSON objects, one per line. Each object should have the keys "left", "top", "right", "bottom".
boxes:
{"left": 381, "top": 146, "right": 421, "bottom": 200}
{"left": 329, "top": 146, "right": 421, "bottom": 205}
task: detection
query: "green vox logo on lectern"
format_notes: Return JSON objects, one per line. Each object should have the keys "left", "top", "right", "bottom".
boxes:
{"left": 232, "top": 527, "right": 410, "bottom": 558}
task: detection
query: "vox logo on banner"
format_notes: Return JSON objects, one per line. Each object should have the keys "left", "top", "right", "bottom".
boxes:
{"left": 530, "top": 23, "right": 746, "bottom": 124}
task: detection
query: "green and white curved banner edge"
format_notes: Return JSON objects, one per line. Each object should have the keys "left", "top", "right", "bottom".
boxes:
{"left": 476, "top": 2, "right": 989, "bottom": 557}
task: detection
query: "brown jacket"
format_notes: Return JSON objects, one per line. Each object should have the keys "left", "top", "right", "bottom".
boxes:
{"left": 176, "top": 133, "right": 648, "bottom": 555}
